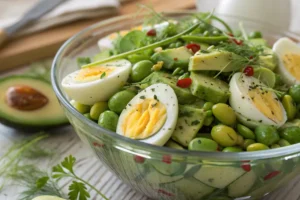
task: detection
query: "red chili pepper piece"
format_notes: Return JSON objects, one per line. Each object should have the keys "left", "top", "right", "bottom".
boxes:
{"left": 249, "top": 56, "right": 254, "bottom": 60}
{"left": 147, "top": 29, "right": 156, "bottom": 36}
{"left": 177, "top": 78, "right": 192, "bottom": 88}
{"left": 264, "top": 171, "right": 281, "bottom": 180}
{"left": 186, "top": 43, "right": 200, "bottom": 54}
{"left": 233, "top": 39, "right": 243, "bottom": 45}
{"left": 243, "top": 66, "right": 254, "bottom": 76}
{"left": 162, "top": 155, "right": 172, "bottom": 164}
{"left": 157, "top": 189, "right": 174, "bottom": 197}
{"left": 134, "top": 155, "right": 145, "bottom": 164}
{"left": 93, "top": 142, "right": 105, "bottom": 147}
{"left": 174, "top": 57, "right": 178, "bottom": 61}
{"left": 228, "top": 33, "right": 234, "bottom": 37}
{"left": 241, "top": 164, "right": 252, "bottom": 172}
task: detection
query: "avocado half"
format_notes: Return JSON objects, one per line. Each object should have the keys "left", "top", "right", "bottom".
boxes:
{"left": 0, "top": 75, "right": 68, "bottom": 129}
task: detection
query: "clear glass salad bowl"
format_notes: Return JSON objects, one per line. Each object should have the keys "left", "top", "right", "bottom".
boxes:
{"left": 52, "top": 11, "right": 300, "bottom": 200}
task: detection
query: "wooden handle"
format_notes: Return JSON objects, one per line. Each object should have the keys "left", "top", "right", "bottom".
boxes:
{"left": 0, "top": 29, "right": 8, "bottom": 47}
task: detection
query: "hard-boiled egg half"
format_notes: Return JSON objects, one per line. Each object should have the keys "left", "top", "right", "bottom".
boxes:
{"left": 117, "top": 83, "right": 178, "bottom": 146}
{"left": 229, "top": 72, "right": 287, "bottom": 128}
{"left": 273, "top": 37, "right": 300, "bottom": 85}
{"left": 62, "top": 59, "right": 131, "bottom": 105}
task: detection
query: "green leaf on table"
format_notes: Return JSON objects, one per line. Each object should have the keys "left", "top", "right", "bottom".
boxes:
{"left": 61, "top": 155, "right": 76, "bottom": 174}
{"left": 36, "top": 176, "right": 49, "bottom": 189}
{"left": 68, "top": 181, "right": 90, "bottom": 200}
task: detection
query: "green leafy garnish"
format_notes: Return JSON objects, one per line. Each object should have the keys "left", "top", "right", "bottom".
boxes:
{"left": 77, "top": 57, "right": 91, "bottom": 68}
{"left": 118, "top": 30, "right": 147, "bottom": 53}
{"left": 68, "top": 181, "right": 90, "bottom": 200}
{"left": 100, "top": 72, "right": 106, "bottom": 79}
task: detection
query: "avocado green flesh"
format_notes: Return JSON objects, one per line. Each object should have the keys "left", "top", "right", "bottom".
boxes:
{"left": 189, "top": 50, "right": 244, "bottom": 72}
{"left": 172, "top": 105, "right": 206, "bottom": 147}
{"left": 150, "top": 72, "right": 197, "bottom": 104}
{"left": 165, "top": 140, "right": 185, "bottom": 150}
{"left": 0, "top": 76, "right": 68, "bottom": 127}
{"left": 162, "top": 177, "right": 215, "bottom": 199}
{"left": 151, "top": 47, "right": 192, "bottom": 70}
{"left": 150, "top": 160, "right": 186, "bottom": 176}
{"left": 144, "top": 170, "right": 183, "bottom": 185}
{"left": 190, "top": 72, "right": 230, "bottom": 103}
{"left": 193, "top": 165, "right": 245, "bottom": 188}
{"left": 228, "top": 170, "right": 257, "bottom": 197}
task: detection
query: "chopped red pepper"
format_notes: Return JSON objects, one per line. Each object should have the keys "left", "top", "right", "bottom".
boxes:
{"left": 241, "top": 163, "right": 252, "bottom": 172}
{"left": 233, "top": 39, "right": 243, "bottom": 45}
{"left": 186, "top": 43, "right": 201, "bottom": 54}
{"left": 174, "top": 57, "right": 178, "bottom": 61}
{"left": 264, "top": 171, "right": 281, "bottom": 180}
{"left": 134, "top": 155, "right": 145, "bottom": 164}
{"left": 147, "top": 29, "right": 156, "bottom": 36}
{"left": 243, "top": 66, "right": 254, "bottom": 76}
{"left": 93, "top": 142, "right": 105, "bottom": 147}
{"left": 177, "top": 78, "right": 192, "bottom": 88}
{"left": 228, "top": 33, "right": 234, "bottom": 37}
{"left": 157, "top": 189, "right": 174, "bottom": 197}
{"left": 162, "top": 155, "right": 172, "bottom": 164}
{"left": 249, "top": 56, "right": 254, "bottom": 60}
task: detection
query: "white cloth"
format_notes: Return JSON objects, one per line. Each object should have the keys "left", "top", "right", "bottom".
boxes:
{"left": 0, "top": 0, "right": 119, "bottom": 36}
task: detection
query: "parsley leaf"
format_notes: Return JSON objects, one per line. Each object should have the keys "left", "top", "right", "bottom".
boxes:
{"left": 68, "top": 181, "right": 90, "bottom": 200}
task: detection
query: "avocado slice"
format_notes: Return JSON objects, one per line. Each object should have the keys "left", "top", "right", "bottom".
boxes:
{"left": 162, "top": 177, "right": 215, "bottom": 199}
{"left": 149, "top": 160, "right": 186, "bottom": 176}
{"left": 193, "top": 165, "right": 245, "bottom": 188}
{"left": 149, "top": 71, "right": 197, "bottom": 104}
{"left": 189, "top": 50, "right": 244, "bottom": 72}
{"left": 172, "top": 105, "right": 206, "bottom": 147}
{"left": 144, "top": 170, "right": 183, "bottom": 185}
{"left": 151, "top": 47, "right": 193, "bottom": 70}
{"left": 228, "top": 170, "right": 257, "bottom": 197}
{"left": 190, "top": 72, "right": 230, "bottom": 103}
{"left": 0, "top": 75, "right": 68, "bottom": 129}
{"left": 165, "top": 140, "right": 185, "bottom": 150}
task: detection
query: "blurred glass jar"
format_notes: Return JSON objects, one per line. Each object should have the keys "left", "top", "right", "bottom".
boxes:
{"left": 196, "top": 0, "right": 291, "bottom": 30}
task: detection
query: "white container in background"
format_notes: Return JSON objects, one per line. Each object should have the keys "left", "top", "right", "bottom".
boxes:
{"left": 290, "top": 0, "right": 300, "bottom": 33}
{"left": 196, "top": 0, "right": 291, "bottom": 30}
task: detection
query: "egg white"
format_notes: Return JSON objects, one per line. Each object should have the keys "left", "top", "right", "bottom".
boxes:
{"left": 229, "top": 72, "right": 287, "bottom": 128}
{"left": 117, "top": 83, "right": 178, "bottom": 146}
{"left": 273, "top": 37, "right": 300, "bottom": 85}
{"left": 62, "top": 59, "right": 131, "bottom": 105}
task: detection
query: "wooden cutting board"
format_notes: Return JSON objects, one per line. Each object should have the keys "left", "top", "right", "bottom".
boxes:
{"left": 0, "top": 0, "right": 195, "bottom": 72}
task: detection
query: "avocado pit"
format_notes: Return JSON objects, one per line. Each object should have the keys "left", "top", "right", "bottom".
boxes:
{"left": 5, "top": 85, "right": 48, "bottom": 111}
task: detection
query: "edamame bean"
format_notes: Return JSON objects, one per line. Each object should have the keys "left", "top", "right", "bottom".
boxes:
{"left": 280, "top": 127, "right": 300, "bottom": 144}
{"left": 255, "top": 125, "right": 280, "bottom": 146}
{"left": 90, "top": 102, "right": 108, "bottom": 120}
{"left": 127, "top": 54, "right": 150, "bottom": 64}
{"left": 203, "top": 116, "right": 214, "bottom": 126}
{"left": 108, "top": 90, "right": 136, "bottom": 114}
{"left": 203, "top": 102, "right": 214, "bottom": 111}
{"left": 130, "top": 60, "right": 153, "bottom": 82}
{"left": 70, "top": 100, "right": 90, "bottom": 114}
{"left": 178, "top": 72, "right": 189, "bottom": 80}
{"left": 222, "top": 146, "right": 243, "bottom": 152}
{"left": 98, "top": 110, "right": 119, "bottom": 131}
{"left": 271, "top": 144, "right": 281, "bottom": 149}
{"left": 83, "top": 113, "right": 92, "bottom": 120}
{"left": 247, "top": 143, "right": 269, "bottom": 151}
{"left": 236, "top": 134, "right": 244, "bottom": 146}
{"left": 289, "top": 85, "right": 300, "bottom": 103}
{"left": 175, "top": 41, "right": 183, "bottom": 48}
{"left": 237, "top": 124, "right": 256, "bottom": 139}
{"left": 278, "top": 139, "right": 291, "bottom": 147}
{"left": 249, "top": 31, "right": 262, "bottom": 39}
{"left": 188, "top": 138, "right": 218, "bottom": 152}
{"left": 172, "top": 67, "right": 182, "bottom": 76}
{"left": 282, "top": 95, "right": 297, "bottom": 120}
{"left": 211, "top": 125, "right": 238, "bottom": 147}
{"left": 243, "top": 139, "right": 255, "bottom": 150}
{"left": 212, "top": 103, "right": 236, "bottom": 126}
{"left": 206, "top": 110, "right": 213, "bottom": 117}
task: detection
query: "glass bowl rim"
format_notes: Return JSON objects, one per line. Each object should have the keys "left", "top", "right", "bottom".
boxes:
{"left": 51, "top": 11, "right": 300, "bottom": 161}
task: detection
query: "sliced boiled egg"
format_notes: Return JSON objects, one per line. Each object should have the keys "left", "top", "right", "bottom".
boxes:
{"left": 97, "top": 26, "right": 143, "bottom": 50}
{"left": 229, "top": 72, "right": 287, "bottom": 128}
{"left": 62, "top": 59, "right": 131, "bottom": 105}
{"left": 117, "top": 83, "right": 178, "bottom": 146}
{"left": 273, "top": 37, "right": 300, "bottom": 85}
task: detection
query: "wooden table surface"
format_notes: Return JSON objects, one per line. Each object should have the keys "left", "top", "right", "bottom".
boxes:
{"left": 1, "top": 0, "right": 300, "bottom": 199}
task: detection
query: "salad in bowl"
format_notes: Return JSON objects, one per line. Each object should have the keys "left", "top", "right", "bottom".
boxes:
{"left": 52, "top": 10, "right": 300, "bottom": 200}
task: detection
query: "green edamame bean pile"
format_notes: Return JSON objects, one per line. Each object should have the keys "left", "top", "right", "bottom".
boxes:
{"left": 63, "top": 12, "right": 300, "bottom": 152}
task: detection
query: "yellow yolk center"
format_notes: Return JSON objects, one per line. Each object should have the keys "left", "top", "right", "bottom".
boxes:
{"left": 75, "top": 66, "right": 115, "bottom": 82}
{"left": 249, "top": 88, "right": 283, "bottom": 123}
{"left": 282, "top": 53, "right": 300, "bottom": 80}
{"left": 121, "top": 98, "right": 167, "bottom": 139}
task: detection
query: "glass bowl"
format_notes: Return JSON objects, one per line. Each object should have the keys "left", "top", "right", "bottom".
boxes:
{"left": 52, "top": 11, "right": 300, "bottom": 200}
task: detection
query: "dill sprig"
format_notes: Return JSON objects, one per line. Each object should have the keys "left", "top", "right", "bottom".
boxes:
{"left": 136, "top": 4, "right": 168, "bottom": 26}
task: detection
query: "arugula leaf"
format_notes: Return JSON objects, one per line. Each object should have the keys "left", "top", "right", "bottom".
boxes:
{"left": 68, "top": 181, "right": 90, "bottom": 200}
{"left": 119, "top": 30, "right": 147, "bottom": 53}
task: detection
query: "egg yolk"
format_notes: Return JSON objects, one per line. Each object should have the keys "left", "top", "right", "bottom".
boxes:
{"left": 121, "top": 98, "right": 167, "bottom": 139}
{"left": 75, "top": 66, "right": 115, "bottom": 82}
{"left": 249, "top": 88, "right": 284, "bottom": 123}
{"left": 282, "top": 53, "right": 300, "bottom": 80}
